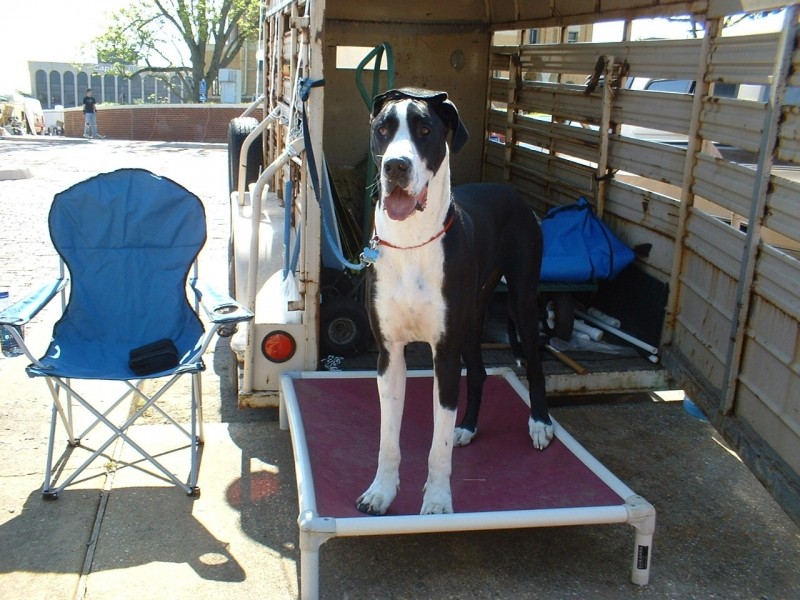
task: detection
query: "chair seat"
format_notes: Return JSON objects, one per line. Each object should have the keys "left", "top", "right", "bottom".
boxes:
{"left": 26, "top": 339, "right": 205, "bottom": 380}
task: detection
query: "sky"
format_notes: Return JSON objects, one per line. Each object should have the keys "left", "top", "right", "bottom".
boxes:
{"left": 592, "top": 11, "right": 784, "bottom": 42}
{"left": 0, "top": 3, "right": 786, "bottom": 95}
{"left": 0, "top": 0, "right": 132, "bottom": 94}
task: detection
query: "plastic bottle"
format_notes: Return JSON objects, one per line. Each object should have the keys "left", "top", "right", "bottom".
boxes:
{"left": 0, "top": 288, "right": 24, "bottom": 358}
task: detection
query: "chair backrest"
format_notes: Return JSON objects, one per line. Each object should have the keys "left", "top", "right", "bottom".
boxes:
{"left": 46, "top": 168, "right": 206, "bottom": 377}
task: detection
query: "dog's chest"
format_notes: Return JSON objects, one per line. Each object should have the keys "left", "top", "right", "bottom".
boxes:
{"left": 373, "top": 245, "right": 447, "bottom": 344}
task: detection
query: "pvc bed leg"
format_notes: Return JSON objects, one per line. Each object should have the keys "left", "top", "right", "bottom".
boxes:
{"left": 626, "top": 494, "right": 656, "bottom": 585}
{"left": 299, "top": 530, "right": 323, "bottom": 600}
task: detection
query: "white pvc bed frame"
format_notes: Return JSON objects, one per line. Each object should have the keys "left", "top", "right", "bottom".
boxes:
{"left": 279, "top": 368, "right": 655, "bottom": 599}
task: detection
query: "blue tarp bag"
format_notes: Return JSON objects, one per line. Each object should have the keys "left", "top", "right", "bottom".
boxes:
{"left": 540, "top": 197, "right": 635, "bottom": 282}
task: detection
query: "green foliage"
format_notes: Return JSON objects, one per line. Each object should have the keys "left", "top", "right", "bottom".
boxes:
{"left": 93, "top": 0, "right": 261, "bottom": 102}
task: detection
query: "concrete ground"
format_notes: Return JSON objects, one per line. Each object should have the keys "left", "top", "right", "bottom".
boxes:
{"left": 1, "top": 136, "right": 799, "bottom": 600}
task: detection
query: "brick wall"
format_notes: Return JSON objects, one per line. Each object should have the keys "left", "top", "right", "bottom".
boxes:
{"left": 65, "top": 104, "right": 263, "bottom": 143}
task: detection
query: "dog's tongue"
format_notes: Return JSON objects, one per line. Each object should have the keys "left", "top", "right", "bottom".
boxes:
{"left": 383, "top": 187, "right": 426, "bottom": 221}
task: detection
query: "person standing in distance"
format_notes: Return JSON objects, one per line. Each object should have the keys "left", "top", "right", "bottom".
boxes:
{"left": 82, "top": 89, "right": 100, "bottom": 139}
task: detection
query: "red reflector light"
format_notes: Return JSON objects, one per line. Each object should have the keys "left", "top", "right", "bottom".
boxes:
{"left": 261, "top": 330, "right": 296, "bottom": 363}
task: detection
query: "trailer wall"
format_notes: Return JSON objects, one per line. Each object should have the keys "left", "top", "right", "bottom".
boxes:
{"left": 479, "top": 7, "right": 800, "bottom": 521}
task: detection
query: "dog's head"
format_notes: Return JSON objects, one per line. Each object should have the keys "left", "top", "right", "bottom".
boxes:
{"left": 370, "top": 88, "right": 469, "bottom": 221}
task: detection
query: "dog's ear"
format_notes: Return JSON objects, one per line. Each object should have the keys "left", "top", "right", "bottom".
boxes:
{"left": 371, "top": 89, "right": 398, "bottom": 118}
{"left": 371, "top": 88, "right": 469, "bottom": 153}
{"left": 435, "top": 99, "right": 469, "bottom": 154}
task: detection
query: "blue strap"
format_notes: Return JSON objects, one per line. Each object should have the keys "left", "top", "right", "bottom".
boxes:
{"left": 300, "top": 79, "right": 366, "bottom": 271}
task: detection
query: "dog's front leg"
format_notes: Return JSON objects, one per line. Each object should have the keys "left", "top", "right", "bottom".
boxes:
{"left": 357, "top": 341, "right": 406, "bottom": 515}
{"left": 421, "top": 358, "right": 460, "bottom": 514}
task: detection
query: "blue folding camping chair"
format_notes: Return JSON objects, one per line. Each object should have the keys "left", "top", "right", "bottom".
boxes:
{"left": 0, "top": 168, "right": 252, "bottom": 498}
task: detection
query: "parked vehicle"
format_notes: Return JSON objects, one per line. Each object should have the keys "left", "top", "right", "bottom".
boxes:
{"left": 227, "top": 0, "right": 800, "bottom": 529}
{"left": 0, "top": 93, "right": 45, "bottom": 134}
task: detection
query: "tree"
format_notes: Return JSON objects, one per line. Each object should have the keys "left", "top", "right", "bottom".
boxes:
{"left": 93, "top": 0, "right": 261, "bottom": 102}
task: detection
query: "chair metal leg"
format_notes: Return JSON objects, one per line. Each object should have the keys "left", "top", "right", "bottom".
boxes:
{"left": 43, "top": 378, "right": 83, "bottom": 498}
{"left": 46, "top": 378, "right": 78, "bottom": 445}
{"left": 42, "top": 403, "right": 61, "bottom": 498}
{"left": 40, "top": 375, "right": 203, "bottom": 497}
{"left": 187, "top": 371, "right": 203, "bottom": 496}
{"left": 194, "top": 371, "right": 205, "bottom": 444}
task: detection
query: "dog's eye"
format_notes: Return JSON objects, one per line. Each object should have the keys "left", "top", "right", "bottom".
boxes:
{"left": 419, "top": 126, "right": 431, "bottom": 136}
{"left": 378, "top": 126, "right": 388, "bottom": 136}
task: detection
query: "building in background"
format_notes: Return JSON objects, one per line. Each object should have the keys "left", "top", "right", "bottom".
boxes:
{"left": 29, "top": 40, "right": 261, "bottom": 109}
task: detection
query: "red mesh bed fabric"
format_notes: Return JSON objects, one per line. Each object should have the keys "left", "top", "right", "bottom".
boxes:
{"left": 292, "top": 374, "right": 623, "bottom": 518}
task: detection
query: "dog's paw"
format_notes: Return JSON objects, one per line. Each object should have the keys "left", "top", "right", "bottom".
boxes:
{"left": 453, "top": 426, "right": 477, "bottom": 447}
{"left": 421, "top": 481, "right": 453, "bottom": 515}
{"left": 356, "top": 479, "right": 398, "bottom": 516}
{"left": 529, "top": 417, "right": 554, "bottom": 450}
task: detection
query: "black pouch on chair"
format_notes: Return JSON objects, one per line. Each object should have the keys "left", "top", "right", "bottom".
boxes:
{"left": 129, "top": 338, "right": 179, "bottom": 375}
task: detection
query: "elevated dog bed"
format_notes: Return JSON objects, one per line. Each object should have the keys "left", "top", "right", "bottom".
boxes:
{"left": 279, "top": 368, "right": 655, "bottom": 599}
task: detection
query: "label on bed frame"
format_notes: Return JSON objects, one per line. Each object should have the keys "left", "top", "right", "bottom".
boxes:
{"left": 636, "top": 545, "right": 649, "bottom": 570}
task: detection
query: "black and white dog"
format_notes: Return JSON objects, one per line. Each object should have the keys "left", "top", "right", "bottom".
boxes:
{"left": 357, "top": 88, "right": 553, "bottom": 516}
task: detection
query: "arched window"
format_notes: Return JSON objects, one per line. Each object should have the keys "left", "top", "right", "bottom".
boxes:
{"left": 104, "top": 74, "right": 116, "bottom": 103}
{"left": 63, "top": 72, "right": 76, "bottom": 108}
{"left": 77, "top": 71, "right": 90, "bottom": 97}
{"left": 49, "top": 71, "right": 62, "bottom": 108}
{"left": 117, "top": 76, "right": 130, "bottom": 104}
{"left": 91, "top": 74, "right": 103, "bottom": 99}
{"left": 35, "top": 70, "right": 48, "bottom": 107}
{"left": 130, "top": 74, "right": 142, "bottom": 103}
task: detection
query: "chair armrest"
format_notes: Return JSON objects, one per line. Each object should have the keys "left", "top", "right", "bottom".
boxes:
{"left": 190, "top": 279, "right": 253, "bottom": 325}
{"left": 0, "top": 278, "right": 67, "bottom": 326}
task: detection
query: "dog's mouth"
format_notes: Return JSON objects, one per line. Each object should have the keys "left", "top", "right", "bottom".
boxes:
{"left": 382, "top": 185, "right": 428, "bottom": 221}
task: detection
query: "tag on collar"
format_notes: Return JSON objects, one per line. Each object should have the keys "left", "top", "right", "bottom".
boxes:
{"left": 361, "top": 246, "right": 380, "bottom": 265}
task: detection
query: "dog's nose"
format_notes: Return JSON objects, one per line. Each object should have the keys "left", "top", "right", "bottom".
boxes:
{"left": 383, "top": 157, "right": 411, "bottom": 182}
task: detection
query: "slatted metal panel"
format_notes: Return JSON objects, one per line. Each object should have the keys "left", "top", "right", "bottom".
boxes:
{"left": 606, "top": 180, "right": 680, "bottom": 239}
{"left": 754, "top": 245, "right": 800, "bottom": 327}
{"left": 518, "top": 39, "right": 702, "bottom": 81}
{"left": 487, "top": 109, "right": 506, "bottom": 135}
{"left": 484, "top": 141, "right": 506, "bottom": 173}
{"left": 613, "top": 88, "right": 693, "bottom": 135}
{"left": 737, "top": 246, "right": 800, "bottom": 476}
{"left": 511, "top": 146, "right": 595, "bottom": 194}
{"left": 765, "top": 175, "right": 800, "bottom": 244}
{"left": 777, "top": 106, "right": 800, "bottom": 163}
{"left": 706, "top": 33, "right": 782, "bottom": 85}
{"left": 605, "top": 181, "right": 679, "bottom": 278}
{"left": 700, "top": 97, "right": 767, "bottom": 153}
{"left": 513, "top": 115, "right": 600, "bottom": 163}
{"left": 608, "top": 135, "right": 686, "bottom": 188}
{"left": 516, "top": 84, "right": 601, "bottom": 123}
{"left": 484, "top": 143, "right": 587, "bottom": 213}
{"left": 672, "top": 210, "right": 745, "bottom": 391}
{"left": 684, "top": 208, "right": 746, "bottom": 280}
{"left": 488, "top": 76, "right": 509, "bottom": 103}
{"left": 790, "top": 43, "right": 800, "bottom": 87}
{"left": 490, "top": 48, "right": 515, "bottom": 71}
{"left": 691, "top": 155, "right": 756, "bottom": 218}
{"left": 613, "top": 88, "right": 692, "bottom": 133}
